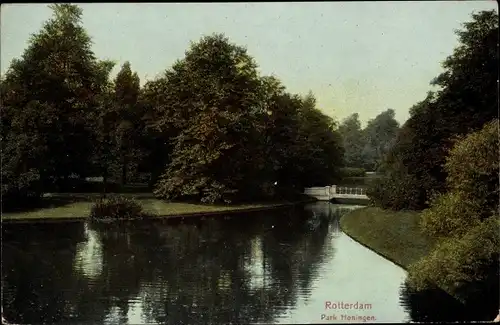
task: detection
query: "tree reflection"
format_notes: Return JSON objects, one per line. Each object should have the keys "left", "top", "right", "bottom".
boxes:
{"left": 2, "top": 206, "right": 339, "bottom": 324}
{"left": 2, "top": 222, "right": 87, "bottom": 323}
{"left": 399, "top": 278, "right": 499, "bottom": 322}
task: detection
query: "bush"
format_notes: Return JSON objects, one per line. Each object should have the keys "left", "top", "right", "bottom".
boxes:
{"left": 89, "top": 195, "right": 145, "bottom": 221}
{"left": 407, "top": 120, "right": 500, "bottom": 303}
{"left": 1, "top": 169, "right": 42, "bottom": 210}
{"left": 367, "top": 171, "right": 424, "bottom": 210}
{"left": 407, "top": 216, "right": 499, "bottom": 303}
{"left": 420, "top": 191, "right": 482, "bottom": 239}
{"left": 339, "top": 167, "right": 366, "bottom": 178}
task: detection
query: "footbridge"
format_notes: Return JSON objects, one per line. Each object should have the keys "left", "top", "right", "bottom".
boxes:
{"left": 304, "top": 185, "right": 369, "bottom": 201}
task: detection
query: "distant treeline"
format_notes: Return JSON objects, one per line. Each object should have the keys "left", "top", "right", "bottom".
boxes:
{"left": 337, "top": 109, "right": 400, "bottom": 172}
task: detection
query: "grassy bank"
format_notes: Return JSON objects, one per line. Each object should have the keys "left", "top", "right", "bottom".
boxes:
{"left": 339, "top": 207, "right": 437, "bottom": 269}
{"left": 2, "top": 193, "right": 315, "bottom": 222}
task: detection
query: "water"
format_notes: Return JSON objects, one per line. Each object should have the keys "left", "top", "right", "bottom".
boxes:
{"left": 2, "top": 202, "right": 491, "bottom": 324}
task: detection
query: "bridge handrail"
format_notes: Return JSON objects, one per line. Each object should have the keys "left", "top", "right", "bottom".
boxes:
{"left": 304, "top": 185, "right": 367, "bottom": 197}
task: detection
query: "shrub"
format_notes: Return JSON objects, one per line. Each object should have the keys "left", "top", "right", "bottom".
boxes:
{"left": 407, "top": 216, "right": 499, "bottom": 303}
{"left": 89, "top": 195, "right": 145, "bottom": 221}
{"left": 420, "top": 191, "right": 482, "bottom": 239}
{"left": 443, "top": 119, "right": 499, "bottom": 218}
{"left": 407, "top": 120, "right": 500, "bottom": 303}
{"left": 339, "top": 167, "right": 366, "bottom": 178}
{"left": 366, "top": 171, "right": 424, "bottom": 210}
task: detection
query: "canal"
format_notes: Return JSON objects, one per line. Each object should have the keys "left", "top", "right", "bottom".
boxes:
{"left": 1, "top": 202, "right": 477, "bottom": 324}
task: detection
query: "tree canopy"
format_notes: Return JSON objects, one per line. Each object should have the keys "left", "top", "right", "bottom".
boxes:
{"left": 151, "top": 35, "right": 343, "bottom": 203}
{"left": 338, "top": 109, "right": 399, "bottom": 171}
{"left": 368, "top": 10, "right": 498, "bottom": 210}
{"left": 407, "top": 120, "right": 499, "bottom": 304}
{"left": 1, "top": 5, "right": 345, "bottom": 208}
{"left": 1, "top": 4, "right": 109, "bottom": 200}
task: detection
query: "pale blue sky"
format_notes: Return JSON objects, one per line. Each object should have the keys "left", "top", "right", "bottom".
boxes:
{"left": 1, "top": 2, "right": 497, "bottom": 125}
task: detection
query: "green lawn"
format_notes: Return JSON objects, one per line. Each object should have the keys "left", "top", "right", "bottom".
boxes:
{"left": 340, "top": 206, "right": 437, "bottom": 269}
{"left": 2, "top": 194, "right": 303, "bottom": 222}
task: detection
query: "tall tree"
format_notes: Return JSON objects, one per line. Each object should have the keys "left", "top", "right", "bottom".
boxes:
{"left": 138, "top": 78, "right": 175, "bottom": 187}
{"left": 408, "top": 120, "right": 499, "bottom": 305}
{"left": 113, "top": 61, "right": 142, "bottom": 185}
{"left": 87, "top": 60, "right": 119, "bottom": 195}
{"left": 296, "top": 91, "right": 344, "bottom": 186}
{"left": 362, "top": 109, "right": 400, "bottom": 170}
{"left": 369, "top": 10, "right": 498, "bottom": 210}
{"left": 338, "top": 113, "right": 366, "bottom": 168}
{"left": 153, "top": 34, "right": 268, "bottom": 203}
{"left": 1, "top": 4, "right": 108, "bottom": 201}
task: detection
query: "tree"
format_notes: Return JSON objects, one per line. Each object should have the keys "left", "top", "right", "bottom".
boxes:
{"left": 362, "top": 109, "right": 399, "bottom": 171}
{"left": 338, "top": 113, "right": 366, "bottom": 169}
{"left": 296, "top": 91, "right": 344, "bottom": 187}
{"left": 419, "top": 119, "right": 499, "bottom": 238}
{"left": 113, "top": 61, "right": 143, "bottom": 185}
{"left": 153, "top": 34, "right": 269, "bottom": 203}
{"left": 151, "top": 35, "right": 344, "bottom": 203}
{"left": 368, "top": 10, "right": 498, "bottom": 210}
{"left": 138, "top": 78, "right": 176, "bottom": 187}
{"left": 407, "top": 120, "right": 499, "bottom": 304}
{"left": 87, "top": 60, "right": 120, "bottom": 195}
{"left": 1, "top": 4, "right": 109, "bottom": 202}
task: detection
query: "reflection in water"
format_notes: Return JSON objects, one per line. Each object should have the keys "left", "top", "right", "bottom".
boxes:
{"left": 2, "top": 203, "right": 492, "bottom": 324}
{"left": 74, "top": 223, "right": 103, "bottom": 280}
{"left": 244, "top": 236, "right": 266, "bottom": 291}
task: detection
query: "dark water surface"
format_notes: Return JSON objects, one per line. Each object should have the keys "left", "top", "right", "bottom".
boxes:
{"left": 2, "top": 202, "right": 492, "bottom": 324}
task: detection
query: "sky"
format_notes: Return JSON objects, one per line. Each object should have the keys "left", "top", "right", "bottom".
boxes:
{"left": 1, "top": 2, "right": 498, "bottom": 126}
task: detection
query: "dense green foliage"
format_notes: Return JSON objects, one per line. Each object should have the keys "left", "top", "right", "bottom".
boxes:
{"left": 144, "top": 35, "right": 343, "bottom": 203}
{"left": 338, "top": 167, "right": 366, "bottom": 178}
{"left": 2, "top": 4, "right": 104, "bottom": 200}
{"left": 89, "top": 196, "right": 145, "bottom": 220}
{"left": 360, "top": 10, "right": 499, "bottom": 306}
{"left": 407, "top": 120, "right": 499, "bottom": 303}
{"left": 338, "top": 109, "right": 399, "bottom": 171}
{"left": 1, "top": 5, "right": 343, "bottom": 207}
{"left": 368, "top": 10, "right": 498, "bottom": 210}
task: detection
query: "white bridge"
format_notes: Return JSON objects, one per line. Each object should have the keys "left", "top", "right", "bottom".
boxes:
{"left": 304, "top": 185, "right": 369, "bottom": 201}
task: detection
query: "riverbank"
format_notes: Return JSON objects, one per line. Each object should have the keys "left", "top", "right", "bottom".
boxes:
{"left": 2, "top": 193, "right": 316, "bottom": 223}
{"left": 339, "top": 207, "right": 437, "bottom": 269}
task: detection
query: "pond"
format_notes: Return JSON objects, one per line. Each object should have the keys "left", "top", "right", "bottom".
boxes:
{"left": 1, "top": 202, "right": 488, "bottom": 324}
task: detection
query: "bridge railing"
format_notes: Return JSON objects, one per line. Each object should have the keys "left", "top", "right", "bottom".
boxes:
{"left": 304, "top": 185, "right": 368, "bottom": 199}
{"left": 335, "top": 186, "right": 367, "bottom": 196}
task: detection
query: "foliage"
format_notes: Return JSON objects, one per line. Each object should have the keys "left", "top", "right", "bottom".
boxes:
{"left": 0, "top": 4, "right": 110, "bottom": 205}
{"left": 420, "top": 120, "right": 499, "bottom": 238}
{"left": 1, "top": 5, "right": 344, "bottom": 206}
{"left": 112, "top": 62, "right": 144, "bottom": 185}
{"left": 366, "top": 169, "right": 423, "bottom": 210}
{"left": 339, "top": 167, "right": 366, "bottom": 178}
{"left": 338, "top": 113, "right": 365, "bottom": 168}
{"left": 419, "top": 191, "right": 482, "bottom": 239}
{"left": 152, "top": 34, "right": 268, "bottom": 203}
{"left": 407, "top": 216, "right": 499, "bottom": 302}
{"left": 406, "top": 120, "right": 500, "bottom": 303}
{"left": 362, "top": 109, "right": 400, "bottom": 171}
{"left": 296, "top": 92, "right": 344, "bottom": 187}
{"left": 369, "top": 10, "right": 498, "bottom": 210}
{"left": 443, "top": 119, "right": 499, "bottom": 216}
{"left": 338, "top": 109, "right": 399, "bottom": 171}
{"left": 89, "top": 195, "right": 145, "bottom": 220}
{"left": 138, "top": 78, "right": 175, "bottom": 186}
{"left": 151, "top": 34, "right": 343, "bottom": 203}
